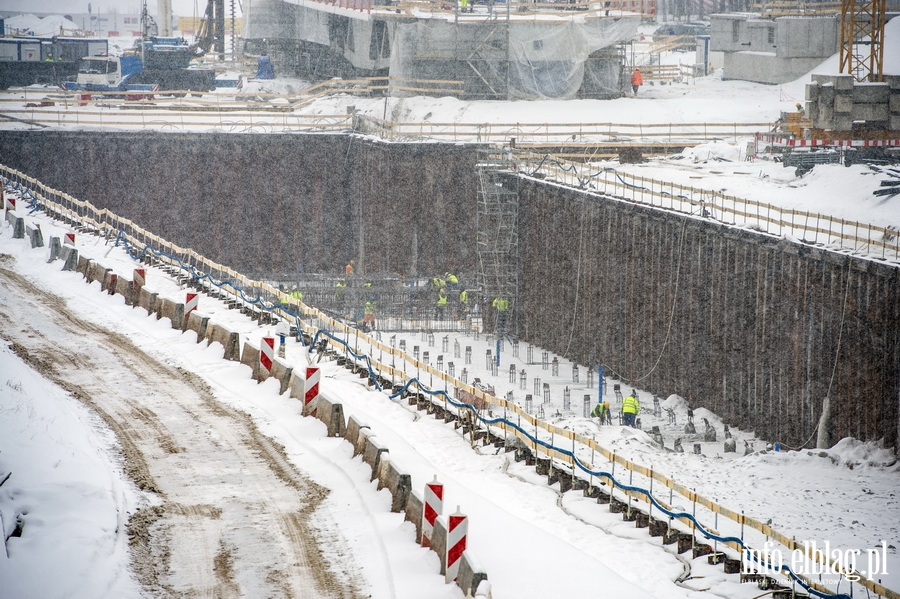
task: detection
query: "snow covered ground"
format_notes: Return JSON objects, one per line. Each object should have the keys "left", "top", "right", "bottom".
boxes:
{"left": 1, "top": 188, "right": 898, "bottom": 599}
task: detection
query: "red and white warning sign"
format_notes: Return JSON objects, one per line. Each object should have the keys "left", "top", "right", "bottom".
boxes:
{"left": 64, "top": 233, "right": 76, "bottom": 246}
{"left": 304, "top": 367, "right": 320, "bottom": 416}
{"left": 185, "top": 292, "right": 198, "bottom": 317}
{"left": 259, "top": 336, "right": 275, "bottom": 376}
{"left": 4, "top": 196, "right": 15, "bottom": 216}
{"left": 133, "top": 268, "right": 146, "bottom": 293}
{"left": 445, "top": 508, "right": 468, "bottom": 583}
{"left": 422, "top": 476, "right": 444, "bottom": 548}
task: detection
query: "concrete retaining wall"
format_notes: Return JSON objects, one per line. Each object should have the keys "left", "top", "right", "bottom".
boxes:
{"left": 186, "top": 311, "right": 210, "bottom": 342}
{"left": 156, "top": 297, "right": 185, "bottom": 330}
{"left": 240, "top": 340, "right": 260, "bottom": 379}
{"left": 270, "top": 357, "right": 293, "bottom": 395}
{"left": 362, "top": 435, "right": 389, "bottom": 481}
{"left": 405, "top": 488, "right": 424, "bottom": 543}
{"left": 344, "top": 415, "right": 369, "bottom": 445}
{"left": 376, "top": 455, "right": 412, "bottom": 513}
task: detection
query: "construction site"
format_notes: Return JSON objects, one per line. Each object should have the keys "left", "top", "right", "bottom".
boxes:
{"left": 0, "top": 0, "right": 899, "bottom": 597}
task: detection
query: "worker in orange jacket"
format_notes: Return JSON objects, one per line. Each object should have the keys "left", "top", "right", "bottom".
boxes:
{"left": 631, "top": 68, "right": 643, "bottom": 96}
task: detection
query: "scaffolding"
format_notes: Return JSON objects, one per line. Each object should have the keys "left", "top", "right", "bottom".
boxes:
{"left": 476, "top": 149, "right": 519, "bottom": 333}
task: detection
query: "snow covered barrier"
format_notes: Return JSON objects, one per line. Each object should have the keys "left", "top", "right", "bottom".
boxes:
{"left": 353, "top": 427, "right": 375, "bottom": 457}
{"left": 314, "top": 395, "right": 345, "bottom": 438}
{"left": 25, "top": 223, "right": 43, "bottom": 248}
{"left": 457, "top": 550, "right": 489, "bottom": 596}
{"left": 156, "top": 297, "right": 185, "bottom": 331}
{"left": 58, "top": 245, "right": 78, "bottom": 271}
{"left": 46, "top": 236, "right": 60, "bottom": 262}
{"left": 362, "top": 435, "right": 389, "bottom": 481}
{"left": 85, "top": 261, "right": 110, "bottom": 286}
{"left": 404, "top": 489, "right": 424, "bottom": 542}
{"left": 113, "top": 274, "right": 133, "bottom": 305}
{"left": 376, "top": 455, "right": 412, "bottom": 513}
{"left": 344, "top": 415, "right": 369, "bottom": 446}
{"left": 240, "top": 339, "right": 260, "bottom": 379}
{"left": 269, "top": 358, "right": 292, "bottom": 395}
{"left": 185, "top": 311, "right": 210, "bottom": 342}
{"left": 5, "top": 213, "right": 24, "bottom": 239}
{"left": 204, "top": 323, "right": 241, "bottom": 361}
{"left": 137, "top": 287, "right": 158, "bottom": 315}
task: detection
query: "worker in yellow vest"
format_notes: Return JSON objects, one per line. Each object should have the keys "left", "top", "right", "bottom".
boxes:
{"left": 363, "top": 297, "right": 376, "bottom": 331}
{"left": 622, "top": 390, "right": 640, "bottom": 427}
{"left": 436, "top": 289, "right": 448, "bottom": 319}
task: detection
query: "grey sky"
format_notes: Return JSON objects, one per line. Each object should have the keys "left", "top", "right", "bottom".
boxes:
{"left": 1, "top": 0, "right": 239, "bottom": 18}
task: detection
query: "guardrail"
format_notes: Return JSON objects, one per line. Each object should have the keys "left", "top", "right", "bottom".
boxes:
{"left": 515, "top": 150, "right": 900, "bottom": 264}
{"left": 3, "top": 161, "right": 896, "bottom": 599}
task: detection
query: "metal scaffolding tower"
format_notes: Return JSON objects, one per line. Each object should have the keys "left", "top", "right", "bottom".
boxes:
{"left": 839, "top": 0, "right": 886, "bottom": 82}
{"left": 476, "top": 149, "right": 519, "bottom": 332}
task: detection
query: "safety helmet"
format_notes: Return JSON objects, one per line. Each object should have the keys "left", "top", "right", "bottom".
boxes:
{"left": 631, "top": 389, "right": 637, "bottom": 396}
{"left": 604, "top": 401, "right": 610, "bottom": 409}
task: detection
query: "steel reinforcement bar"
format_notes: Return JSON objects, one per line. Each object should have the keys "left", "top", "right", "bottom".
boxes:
{"left": 2, "top": 163, "right": 896, "bottom": 599}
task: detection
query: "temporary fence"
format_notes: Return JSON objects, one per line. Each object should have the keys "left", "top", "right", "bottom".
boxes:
{"left": 3, "top": 162, "right": 896, "bottom": 599}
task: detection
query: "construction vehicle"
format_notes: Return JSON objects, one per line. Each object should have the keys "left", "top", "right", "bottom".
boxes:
{"left": 60, "top": 37, "right": 215, "bottom": 96}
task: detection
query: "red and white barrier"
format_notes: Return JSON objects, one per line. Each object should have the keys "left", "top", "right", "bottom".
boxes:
{"left": 133, "top": 268, "right": 146, "bottom": 294}
{"left": 445, "top": 508, "right": 468, "bottom": 583}
{"left": 422, "top": 476, "right": 444, "bottom": 548}
{"left": 64, "top": 233, "right": 76, "bottom": 246}
{"left": 4, "top": 196, "right": 14, "bottom": 216}
{"left": 755, "top": 132, "right": 900, "bottom": 148}
{"left": 259, "top": 336, "right": 275, "bottom": 377}
{"left": 304, "top": 367, "right": 320, "bottom": 416}
{"left": 185, "top": 292, "right": 198, "bottom": 317}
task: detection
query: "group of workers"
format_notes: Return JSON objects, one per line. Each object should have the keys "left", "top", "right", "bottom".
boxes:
{"left": 592, "top": 389, "right": 641, "bottom": 427}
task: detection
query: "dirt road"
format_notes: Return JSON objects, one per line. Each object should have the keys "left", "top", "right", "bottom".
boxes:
{"left": 0, "top": 260, "right": 363, "bottom": 599}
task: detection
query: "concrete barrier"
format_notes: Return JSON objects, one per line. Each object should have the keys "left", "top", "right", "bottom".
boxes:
{"left": 362, "top": 435, "right": 389, "bottom": 481}
{"left": 86, "top": 262, "right": 110, "bottom": 286}
{"left": 25, "top": 224, "right": 43, "bottom": 248}
{"left": 185, "top": 311, "right": 210, "bottom": 342}
{"left": 47, "top": 236, "right": 60, "bottom": 262}
{"left": 344, "top": 415, "right": 370, "bottom": 445}
{"left": 269, "top": 358, "right": 293, "bottom": 395}
{"left": 315, "top": 395, "right": 345, "bottom": 437}
{"left": 431, "top": 516, "right": 448, "bottom": 574}
{"left": 60, "top": 246, "right": 78, "bottom": 271}
{"left": 137, "top": 287, "right": 158, "bottom": 314}
{"left": 354, "top": 427, "right": 375, "bottom": 457}
{"left": 114, "top": 275, "right": 134, "bottom": 305}
{"left": 157, "top": 297, "right": 185, "bottom": 330}
{"left": 457, "top": 551, "right": 489, "bottom": 597}
{"left": 405, "top": 488, "right": 424, "bottom": 543}
{"left": 76, "top": 255, "right": 90, "bottom": 276}
{"left": 204, "top": 323, "right": 240, "bottom": 361}
{"left": 376, "top": 456, "right": 412, "bottom": 513}
{"left": 240, "top": 340, "right": 260, "bottom": 379}
{"left": 10, "top": 215, "right": 24, "bottom": 239}
{"left": 289, "top": 370, "right": 306, "bottom": 403}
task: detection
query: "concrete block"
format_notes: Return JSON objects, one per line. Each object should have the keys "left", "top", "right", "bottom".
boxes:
{"left": 885, "top": 75, "right": 900, "bottom": 90}
{"left": 25, "top": 224, "right": 43, "bottom": 248}
{"left": 138, "top": 287, "right": 158, "bottom": 314}
{"left": 853, "top": 83, "right": 890, "bottom": 103}
{"left": 289, "top": 371, "right": 306, "bottom": 403}
{"left": 811, "top": 74, "right": 835, "bottom": 86}
{"left": 60, "top": 246, "right": 78, "bottom": 271}
{"left": 344, "top": 415, "right": 370, "bottom": 445}
{"left": 834, "top": 94, "right": 853, "bottom": 113}
{"left": 87, "top": 262, "right": 110, "bottom": 286}
{"left": 47, "top": 236, "right": 60, "bottom": 262}
{"left": 204, "top": 323, "right": 240, "bottom": 361}
{"left": 362, "top": 435, "right": 389, "bottom": 481}
{"left": 315, "top": 395, "right": 345, "bottom": 437}
{"left": 186, "top": 311, "right": 210, "bottom": 342}
{"left": 833, "top": 75, "right": 855, "bottom": 90}
{"left": 114, "top": 275, "right": 134, "bottom": 305}
{"left": 10, "top": 216, "right": 24, "bottom": 239}
{"left": 376, "top": 456, "right": 412, "bottom": 513}
{"left": 157, "top": 298, "right": 185, "bottom": 330}
{"left": 457, "top": 551, "right": 489, "bottom": 598}
{"left": 819, "top": 84, "right": 835, "bottom": 105}
{"left": 805, "top": 83, "right": 819, "bottom": 101}
{"left": 852, "top": 103, "right": 889, "bottom": 122}
{"left": 76, "top": 255, "right": 90, "bottom": 276}
{"left": 405, "top": 488, "right": 424, "bottom": 543}
{"left": 240, "top": 340, "right": 260, "bottom": 379}
{"left": 889, "top": 94, "right": 900, "bottom": 113}
{"left": 269, "top": 358, "right": 292, "bottom": 395}
{"left": 354, "top": 427, "right": 375, "bottom": 457}
{"left": 890, "top": 115, "right": 900, "bottom": 130}
{"left": 833, "top": 114, "right": 853, "bottom": 130}
{"left": 432, "top": 516, "right": 448, "bottom": 573}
